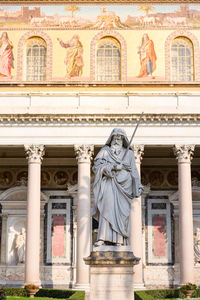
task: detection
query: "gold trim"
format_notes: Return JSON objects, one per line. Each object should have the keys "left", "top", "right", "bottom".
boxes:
{"left": 0, "top": 0, "right": 199, "bottom": 3}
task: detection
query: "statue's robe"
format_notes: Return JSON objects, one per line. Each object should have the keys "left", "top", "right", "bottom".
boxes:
{"left": 92, "top": 145, "right": 141, "bottom": 244}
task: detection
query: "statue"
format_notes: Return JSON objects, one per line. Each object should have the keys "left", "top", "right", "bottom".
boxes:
{"left": 92, "top": 128, "right": 143, "bottom": 247}
{"left": 194, "top": 227, "right": 200, "bottom": 263}
{"left": 15, "top": 228, "right": 26, "bottom": 264}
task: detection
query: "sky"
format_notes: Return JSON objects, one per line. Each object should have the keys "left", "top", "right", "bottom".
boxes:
{"left": 1, "top": 4, "right": 200, "bottom": 21}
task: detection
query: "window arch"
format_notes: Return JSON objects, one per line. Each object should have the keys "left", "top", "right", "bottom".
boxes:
{"left": 25, "top": 37, "right": 47, "bottom": 81}
{"left": 170, "top": 37, "right": 194, "bottom": 81}
{"left": 96, "top": 37, "right": 121, "bottom": 81}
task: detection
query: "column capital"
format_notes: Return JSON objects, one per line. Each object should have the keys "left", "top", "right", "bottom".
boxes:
{"left": 74, "top": 144, "right": 94, "bottom": 163}
{"left": 132, "top": 144, "right": 144, "bottom": 164}
{"left": 174, "top": 144, "right": 195, "bottom": 163}
{"left": 24, "top": 144, "right": 45, "bottom": 163}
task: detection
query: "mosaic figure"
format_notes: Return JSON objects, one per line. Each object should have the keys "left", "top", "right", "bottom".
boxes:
{"left": 0, "top": 32, "right": 14, "bottom": 79}
{"left": 57, "top": 34, "right": 83, "bottom": 79}
{"left": 137, "top": 33, "right": 157, "bottom": 79}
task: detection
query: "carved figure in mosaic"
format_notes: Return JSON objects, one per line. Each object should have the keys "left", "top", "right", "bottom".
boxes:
{"left": 54, "top": 171, "right": 68, "bottom": 186}
{"left": 41, "top": 171, "right": 50, "bottom": 186}
{"left": 91, "top": 6, "right": 127, "bottom": 29}
{"left": 137, "top": 33, "right": 156, "bottom": 79}
{"left": 0, "top": 171, "right": 13, "bottom": 186}
{"left": 57, "top": 34, "right": 83, "bottom": 79}
{"left": 92, "top": 128, "right": 143, "bottom": 246}
{"left": 15, "top": 228, "right": 26, "bottom": 264}
{"left": 0, "top": 32, "right": 14, "bottom": 79}
{"left": 194, "top": 227, "right": 200, "bottom": 263}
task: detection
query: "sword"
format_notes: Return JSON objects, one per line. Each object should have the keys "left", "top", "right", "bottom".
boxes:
{"left": 121, "top": 112, "right": 144, "bottom": 162}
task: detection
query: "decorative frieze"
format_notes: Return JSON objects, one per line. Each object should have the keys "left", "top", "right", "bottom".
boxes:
{"left": 74, "top": 144, "right": 94, "bottom": 163}
{"left": 1, "top": 0, "right": 197, "bottom": 3}
{"left": 174, "top": 144, "right": 195, "bottom": 163}
{"left": 24, "top": 145, "right": 45, "bottom": 163}
{"left": 0, "top": 114, "right": 199, "bottom": 127}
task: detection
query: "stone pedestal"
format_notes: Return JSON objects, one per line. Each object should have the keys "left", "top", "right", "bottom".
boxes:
{"left": 84, "top": 246, "right": 140, "bottom": 300}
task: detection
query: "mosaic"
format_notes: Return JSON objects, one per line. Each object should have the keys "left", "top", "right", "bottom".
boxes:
{"left": 0, "top": 4, "right": 200, "bottom": 29}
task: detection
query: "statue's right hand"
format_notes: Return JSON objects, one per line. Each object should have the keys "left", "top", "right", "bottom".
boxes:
{"left": 103, "top": 166, "right": 113, "bottom": 178}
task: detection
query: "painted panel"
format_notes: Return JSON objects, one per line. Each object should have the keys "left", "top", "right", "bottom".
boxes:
{"left": 0, "top": 3, "right": 199, "bottom": 82}
{"left": 0, "top": 4, "right": 199, "bottom": 29}
{"left": 52, "top": 215, "right": 65, "bottom": 258}
{"left": 147, "top": 198, "right": 173, "bottom": 264}
{"left": 153, "top": 215, "right": 166, "bottom": 257}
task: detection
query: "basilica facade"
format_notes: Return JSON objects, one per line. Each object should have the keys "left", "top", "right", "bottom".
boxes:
{"left": 0, "top": 0, "right": 199, "bottom": 291}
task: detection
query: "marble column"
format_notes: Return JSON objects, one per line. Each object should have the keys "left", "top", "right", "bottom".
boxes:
{"left": 24, "top": 145, "right": 45, "bottom": 286}
{"left": 174, "top": 145, "right": 195, "bottom": 285}
{"left": 130, "top": 145, "right": 144, "bottom": 288}
{"left": 74, "top": 144, "right": 94, "bottom": 289}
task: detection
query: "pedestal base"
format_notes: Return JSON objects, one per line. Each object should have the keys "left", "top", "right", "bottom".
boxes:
{"left": 84, "top": 247, "right": 140, "bottom": 300}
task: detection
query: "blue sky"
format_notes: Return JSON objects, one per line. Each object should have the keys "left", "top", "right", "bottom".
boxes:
{"left": 1, "top": 4, "right": 200, "bottom": 21}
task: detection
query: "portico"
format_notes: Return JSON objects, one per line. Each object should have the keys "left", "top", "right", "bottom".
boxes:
{"left": 0, "top": 135, "right": 199, "bottom": 288}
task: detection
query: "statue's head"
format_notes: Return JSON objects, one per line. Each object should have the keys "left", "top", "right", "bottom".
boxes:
{"left": 111, "top": 134, "right": 123, "bottom": 148}
{"left": 105, "top": 128, "right": 130, "bottom": 148}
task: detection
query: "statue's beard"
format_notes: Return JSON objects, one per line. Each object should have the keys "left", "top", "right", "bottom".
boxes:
{"left": 111, "top": 143, "right": 122, "bottom": 155}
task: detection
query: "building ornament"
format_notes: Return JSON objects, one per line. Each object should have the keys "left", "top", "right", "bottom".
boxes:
{"left": 74, "top": 144, "right": 94, "bottom": 163}
{"left": 192, "top": 178, "right": 200, "bottom": 187}
{"left": 2, "top": 0, "right": 197, "bottom": 3}
{"left": 174, "top": 144, "right": 195, "bottom": 163}
{"left": 0, "top": 114, "right": 200, "bottom": 126}
{"left": 132, "top": 145, "right": 144, "bottom": 164}
{"left": 24, "top": 144, "right": 45, "bottom": 163}
{"left": 194, "top": 228, "right": 200, "bottom": 263}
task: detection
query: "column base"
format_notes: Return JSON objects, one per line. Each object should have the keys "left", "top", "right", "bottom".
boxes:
{"left": 84, "top": 247, "right": 140, "bottom": 300}
{"left": 134, "top": 283, "right": 146, "bottom": 290}
{"left": 25, "top": 280, "right": 41, "bottom": 288}
{"left": 74, "top": 283, "right": 90, "bottom": 292}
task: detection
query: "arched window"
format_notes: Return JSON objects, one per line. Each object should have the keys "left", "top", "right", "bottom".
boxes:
{"left": 171, "top": 37, "right": 194, "bottom": 81}
{"left": 96, "top": 37, "right": 121, "bottom": 81}
{"left": 25, "top": 37, "right": 47, "bottom": 81}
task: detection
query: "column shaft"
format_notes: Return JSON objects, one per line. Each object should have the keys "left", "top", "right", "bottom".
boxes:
{"left": 25, "top": 145, "right": 44, "bottom": 286}
{"left": 178, "top": 162, "right": 194, "bottom": 284}
{"left": 174, "top": 145, "right": 195, "bottom": 285}
{"left": 74, "top": 145, "right": 94, "bottom": 287}
{"left": 130, "top": 145, "right": 144, "bottom": 287}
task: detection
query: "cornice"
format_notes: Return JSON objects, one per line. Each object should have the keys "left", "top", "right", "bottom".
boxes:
{"left": 0, "top": 113, "right": 199, "bottom": 126}
{"left": 1, "top": 0, "right": 199, "bottom": 3}
{"left": 1, "top": 82, "right": 200, "bottom": 88}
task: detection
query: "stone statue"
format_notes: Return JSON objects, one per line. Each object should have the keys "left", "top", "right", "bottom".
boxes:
{"left": 15, "top": 228, "right": 26, "bottom": 264}
{"left": 92, "top": 128, "right": 143, "bottom": 247}
{"left": 194, "top": 227, "right": 200, "bottom": 263}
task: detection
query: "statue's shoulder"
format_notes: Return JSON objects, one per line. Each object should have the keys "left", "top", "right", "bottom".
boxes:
{"left": 95, "top": 145, "right": 110, "bottom": 160}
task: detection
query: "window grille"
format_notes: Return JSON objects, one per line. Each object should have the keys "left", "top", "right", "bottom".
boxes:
{"left": 25, "top": 37, "right": 47, "bottom": 81}
{"left": 171, "top": 37, "right": 194, "bottom": 82}
{"left": 96, "top": 37, "right": 121, "bottom": 81}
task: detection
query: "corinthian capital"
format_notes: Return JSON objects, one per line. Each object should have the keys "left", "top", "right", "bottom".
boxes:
{"left": 24, "top": 144, "right": 45, "bottom": 163}
{"left": 174, "top": 145, "right": 195, "bottom": 163}
{"left": 132, "top": 144, "right": 144, "bottom": 164}
{"left": 74, "top": 145, "right": 94, "bottom": 163}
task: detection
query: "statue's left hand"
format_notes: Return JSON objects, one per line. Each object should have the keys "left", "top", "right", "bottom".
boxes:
{"left": 114, "top": 164, "right": 123, "bottom": 171}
